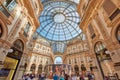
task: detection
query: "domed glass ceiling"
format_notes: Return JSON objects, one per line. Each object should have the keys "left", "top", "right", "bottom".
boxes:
{"left": 37, "top": 1, "right": 82, "bottom": 42}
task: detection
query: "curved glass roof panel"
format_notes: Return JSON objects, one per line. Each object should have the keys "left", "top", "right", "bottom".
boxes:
{"left": 37, "top": 1, "right": 82, "bottom": 41}
{"left": 52, "top": 42, "right": 66, "bottom": 53}
{"left": 42, "top": 0, "right": 80, "bottom": 5}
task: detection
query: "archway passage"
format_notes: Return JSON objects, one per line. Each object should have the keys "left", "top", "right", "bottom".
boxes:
{"left": 94, "top": 41, "right": 113, "bottom": 78}
{"left": 7, "top": 39, "right": 24, "bottom": 59}
{"left": 54, "top": 56, "right": 63, "bottom": 64}
{"left": 94, "top": 41, "right": 111, "bottom": 62}
{"left": 30, "top": 64, "right": 36, "bottom": 72}
{"left": 38, "top": 64, "right": 42, "bottom": 74}
{"left": 74, "top": 65, "right": 79, "bottom": 73}
{"left": 3, "top": 39, "right": 24, "bottom": 80}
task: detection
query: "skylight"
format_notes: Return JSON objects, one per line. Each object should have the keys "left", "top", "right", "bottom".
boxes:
{"left": 37, "top": 1, "right": 82, "bottom": 41}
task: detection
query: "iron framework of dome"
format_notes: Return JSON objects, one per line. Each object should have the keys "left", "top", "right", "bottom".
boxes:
{"left": 37, "top": 1, "right": 82, "bottom": 42}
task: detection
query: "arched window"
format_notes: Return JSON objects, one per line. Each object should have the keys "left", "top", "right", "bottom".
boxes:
{"left": 24, "top": 63, "right": 27, "bottom": 69}
{"left": 38, "top": 64, "right": 42, "bottom": 74}
{"left": 94, "top": 41, "right": 111, "bottom": 61}
{"left": 69, "top": 59, "right": 71, "bottom": 64}
{"left": 89, "top": 64, "right": 93, "bottom": 71}
{"left": 94, "top": 41, "right": 113, "bottom": 78}
{"left": 13, "top": 39, "right": 24, "bottom": 51}
{"left": 94, "top": 41, "right": 105, "bottom": 53}
{"left": 30, "top": 64, "right": 36, "bottom": 71}
{"left": 116, "top": 25, "right": 120, "bottom": 43}
{"left": 7, "top": 39, "right": 24, "bottom": 60}
{"left": 81, "top": 64, "right": 86, "bottom": 71}
{"left": 74, "top": 65, "right": 79, "bottom": 72}
{"left": 54, "top": 56, "right": 63, "bottom": 64}
{"left": 0, "top": 24, "right": 3, "bottom": 38}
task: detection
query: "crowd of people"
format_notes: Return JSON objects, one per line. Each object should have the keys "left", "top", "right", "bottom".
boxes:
{"left": 22, "top": 73, "right": 35, "bottom": 80}
{"left": 22, "top": 71, "right": 95, "bottom": 80}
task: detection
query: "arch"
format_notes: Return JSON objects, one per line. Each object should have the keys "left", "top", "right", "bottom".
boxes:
{"left": 12, "top": 39, "right": 24, "bottom": 52}
{"left": 92, "top": 39, "right": 106, "bottom": 53}
{"left": 54, "top": 56, "right": 63, "bottom": 64}
{"left": 94, "top": 41, "right": 106, "bottom": 53}
{"left": 74, "top": 65, "right": 79, "bottom": 72}
{"left": 0, "top": 19, "right": 8, "bottom": 39}
{"left": 4, "top": 39, "right": 25, "bottom": 79}
{"left": 81, "top": 64, "right": 86, "bottom": 71}
{"left": 12, "top": 38, "right": 26, "bottom": 52}
{"left": 94, "top": 41, "right": 114, "bottom": 78}
{"left": 7, "top": 39, "right": 24, "bottom": 60}
{"left": 38, "top": 64, "right": 42, "bottom": 74}
{"left": 24, "top": 63, "right": 27, "bottom": 69}
{"left": 111, "top": 17, "right": 120, "bottom": 44}
{"left": 89, "top": 63, "right": 93, "bottom": 71}
{"left": 30, "top": 64, "right": 36, "bottom": 71}
{"left": 94, "top": 41, "right": 111, "bottom": 61}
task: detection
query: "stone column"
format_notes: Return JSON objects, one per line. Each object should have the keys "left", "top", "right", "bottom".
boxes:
{"left": 14, "top": 55, "right": 25, "bottom": 80}
{"left": 0, "top": 42, "right": 10, "bottom": 68}
{"left": 35, "top": 65, "right": 39, "bottom": 74}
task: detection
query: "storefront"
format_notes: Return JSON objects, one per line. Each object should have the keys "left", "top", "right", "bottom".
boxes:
{"left": 94, "top": 41, "right": 114, "bottom": 79}
{"left": 0, "top": 39, "right": 24, "bottom": 80}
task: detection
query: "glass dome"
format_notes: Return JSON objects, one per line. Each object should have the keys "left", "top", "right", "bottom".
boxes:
{"left": 37, "top": 1, "right": 82, "bottom": 42}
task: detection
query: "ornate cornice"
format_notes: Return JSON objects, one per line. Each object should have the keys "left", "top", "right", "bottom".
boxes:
{"left": 78, "top": 0, "right": 103, "bottom": 31}
{"left": 0, "top": 39, "right": 11, "bottom": 48}
{"left": 31, "top": 52, "right": 51, "bottom": 57}
{"left": 23, "top": 0, "right": 40, "bottom": 27}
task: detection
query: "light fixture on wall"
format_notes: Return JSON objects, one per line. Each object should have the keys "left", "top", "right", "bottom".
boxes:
{"left": 8, "top": 48, "right": 13, "bottom": 53}
{"left": 105, "top": 50, "right": 110, "bottom": 54}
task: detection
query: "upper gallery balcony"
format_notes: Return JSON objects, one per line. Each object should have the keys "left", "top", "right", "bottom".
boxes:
{"left": 0, "top": 0, "right": 17, "bottom": 24}
{"left": 22, "top": 0, "right": 43, "bottom": 28}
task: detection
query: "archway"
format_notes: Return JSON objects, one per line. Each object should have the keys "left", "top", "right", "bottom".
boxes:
{"left": 116, "top": 25, "right": 120, "bottom": 43}
{"left": 38, "top": 64, "right": 42, "bottom": 74}
{"left": 94, "top": 41, "right": 114, "bottom": 78}
{"left": 89, "top": 63, "right": 93, "bottom": 71}
{"left": 24, "top": 63, "right": 27, "bottom": 70}
{"left": 3, "top": 39, "right": 24, "bottom": 80}
{"left": 54, "top": 56, "right": 63, "bottom": 64}
{"left": 81, "top": 64, "right": 86, "bottom": 71}
{"left": 74, "top": 65, "right": 79, "bottom": 73}
{"left": 30, "top": 64, "right": 36, "bottom": 72}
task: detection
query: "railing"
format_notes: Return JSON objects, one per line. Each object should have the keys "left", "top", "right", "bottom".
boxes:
{"left": 7, "top": 0, "right": 17, "bottom": 12}
{"left": 99, "top": 57, "right": 112, "bottom": 62}
{"left": 0, "top": 4, "right": 10, "bottom": 17}
{"left": 0, "top": 0, "right": 17, "bottom": 17}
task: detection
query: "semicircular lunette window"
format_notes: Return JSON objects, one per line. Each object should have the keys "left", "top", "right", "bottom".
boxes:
{"left": 116, "top": 25, "right": 120, "bottom": 43}
{"left": 37, "top": 1, "right": 82, "bottom": 41}
{"left": 0, "top": 24, "right": 3, "bottom": 38}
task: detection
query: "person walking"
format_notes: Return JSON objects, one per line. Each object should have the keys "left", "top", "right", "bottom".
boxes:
{"left": 53, "top": 73, "right": 59, "bottom": 80}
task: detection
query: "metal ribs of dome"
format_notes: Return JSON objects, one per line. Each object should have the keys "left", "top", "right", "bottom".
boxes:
{"left": 37, "top": 0, "right": 82, "bottom": 42}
